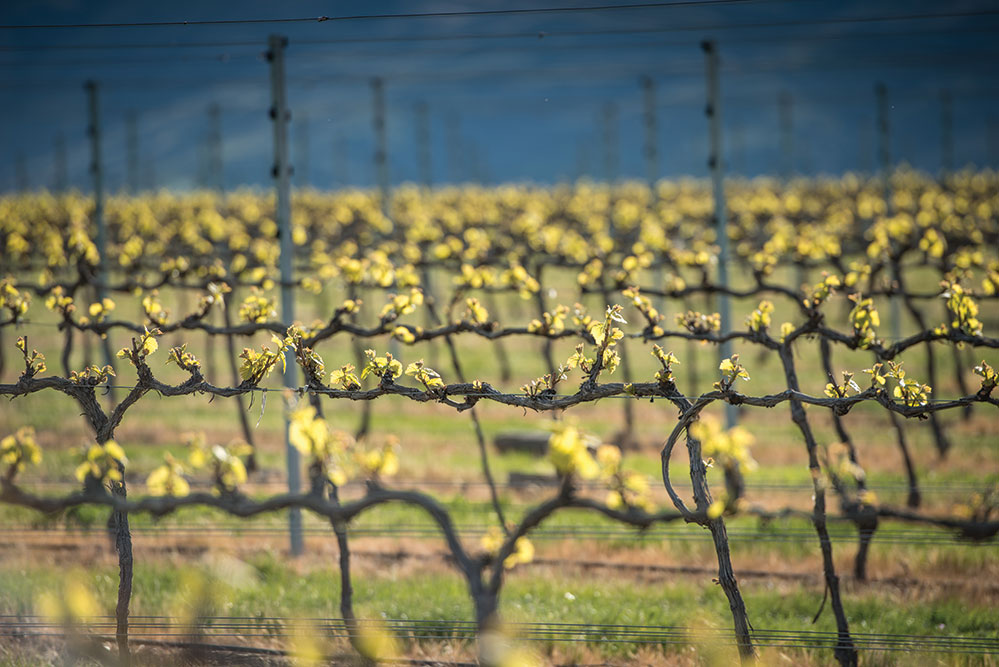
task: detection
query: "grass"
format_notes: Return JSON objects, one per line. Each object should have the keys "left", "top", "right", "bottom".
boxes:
{"left": 0, "top": 552, "right": 996, "bottom": 665}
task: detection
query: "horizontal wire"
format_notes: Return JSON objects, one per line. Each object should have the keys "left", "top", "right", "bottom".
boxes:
{"left": 4, "top": 621, "right": 995, "bottom": 645}
{"left": 7, "top": 26, "right": 999, "bottom": 66}
{"left": 0, "top": 523, "right": 962, "bottom": 537}
{"left": 0, "top": 525, "right": 985, "bottom": 546}
{"left": 1, "top": 5, "right": 995, "bottom": 35}
{"left": 7, "top": 481, "right": 983, "bottom": 498}
{"left": 0, "top": 632, "right": 987, "bottom": 652}
{"left": 8, "top": 613, "right": 999, "bottom": 641}
{"left": 16, "top": 316, "right": 986, "bottom": 345}
{"left": 0, "top": 1, "right": 767, "bottom": 30}
{"left": 1, "top": 618, "right": 995, "bottom": 653}
{"left": 10, "top": 549, "right": 989, "bottom": 591}
{"left": 4, "top": 630, "right": 994, "bottom": 653}
{"left": 3, "top": 22, "right": 998, "bottom": 53}
{"left": 5, "top": 617, "right": 996, "bottom": 654}
{"left": 7, "top": 381, "right": 980, "bottom": 404}
{"left": 0, "top": 522, "right": 961, "bottom": 535}
{"left": 11, "top": 317, "right": 990, "bottom": 346}
{"left": 9, "top": 477, "right": 987, "bottom": 493}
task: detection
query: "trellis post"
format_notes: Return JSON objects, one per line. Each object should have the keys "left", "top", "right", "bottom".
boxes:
{"left": 703, "top": 40, "right": 736, "bottom": 428}
{"left": 940, "top": 89, "right": 954, "bottom": 176}
{"left": 642, "top": 76, "right": 658, "bottom": 186}
{"left": 416, "top": 101, "right": 432, "bottom": 188}
{"left": 876, "top": 82, "right": 901, "bottom": 344}
{"left": 54, "top": 133, "right": 68, "bottom": 192}
{"left": 372, "top": 77, "right": 390, "bottom": 213}
{"left": 209, "top": 103, "right": 224, "bottom": 192}
{"left": 602, "top": 101, "right": 618, "bottom": 182}
{"left": 85, "top": 80, "right": 117, "bottom": 396}
{"left": 125, "top": 110, "right": 139, "bottom": 193}
{"left": 268, "top": 34, "right": 304, "bottom": 557}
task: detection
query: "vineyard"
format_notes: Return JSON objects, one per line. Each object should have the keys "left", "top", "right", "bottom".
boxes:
{"left": 0, "top": 168, "right": 997, "bottom": 665}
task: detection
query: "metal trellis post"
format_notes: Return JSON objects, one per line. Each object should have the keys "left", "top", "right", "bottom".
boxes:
{"left": 126, "top": 110, "right": 139, "bottom": 194}
{"left": 86, "top": 81, "right": 107, "bottom": 300}
{"left": 416, "top": 101, "right": 432, "bottom": 188}
{"left": 779, "top": 91, "right": 793, "bottom": 181}
{"left": 940, "top": 90, "right": 954, "bottom": 176}
{"left": 372, "top": 77, "right": 390, "bottom": 213}
{"left": 642, "top": 76, "right": 658, "bottom": 186}
{"left": 209, "top": 103, "right": 224, "bottom": 193}
{"left": 267, "top": 34, "right": 304, "bottom": 557}
{"left": 703, "top": 40, "right": 736, "bottom": 429}
{"left": 86, "top": 80, "right": 117, "bottom": 396}
{"left": 602, "top": 102, "right": 619, "bottom": 183}
{"left": 780, "top": 92, "right": 806, "bottom": 288}
{"left": 334, "top": 132, "right": 349, "bottom": 188}
{"left": 15, "top": 152, "right": 27, "bottom": 191}
{"left": 877, "top": 82, "right": 901, "bottom": 344}
{"left": 54, "top": 133, "right": 68, "bottom": 192}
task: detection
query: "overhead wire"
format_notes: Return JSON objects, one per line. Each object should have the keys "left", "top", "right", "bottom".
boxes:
{"left": 0, "top": 0, "right": 777, "bottom": 30}
{"left": 5, "top": 24, "right": 999, "bottom": 65}
{"left": 1, "top": 6, "right": 998, "bottom": 42}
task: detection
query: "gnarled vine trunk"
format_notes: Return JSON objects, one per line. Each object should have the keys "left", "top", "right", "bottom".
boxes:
{"left": 779, "top": 345, "right": 858, "bottom": 667}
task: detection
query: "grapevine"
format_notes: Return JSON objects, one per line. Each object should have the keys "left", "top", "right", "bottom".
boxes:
{"left": 1, "top": 173, "right": 997, "bottom": 666}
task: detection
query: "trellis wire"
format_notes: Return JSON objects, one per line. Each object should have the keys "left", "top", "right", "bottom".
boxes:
{"left": 1, "top": 616, "right": 995, "bottom": 654}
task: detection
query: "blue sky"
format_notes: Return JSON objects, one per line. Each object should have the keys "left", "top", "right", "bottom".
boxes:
{"left": 2, "top": 0, "right": 998, "bottom": 191}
